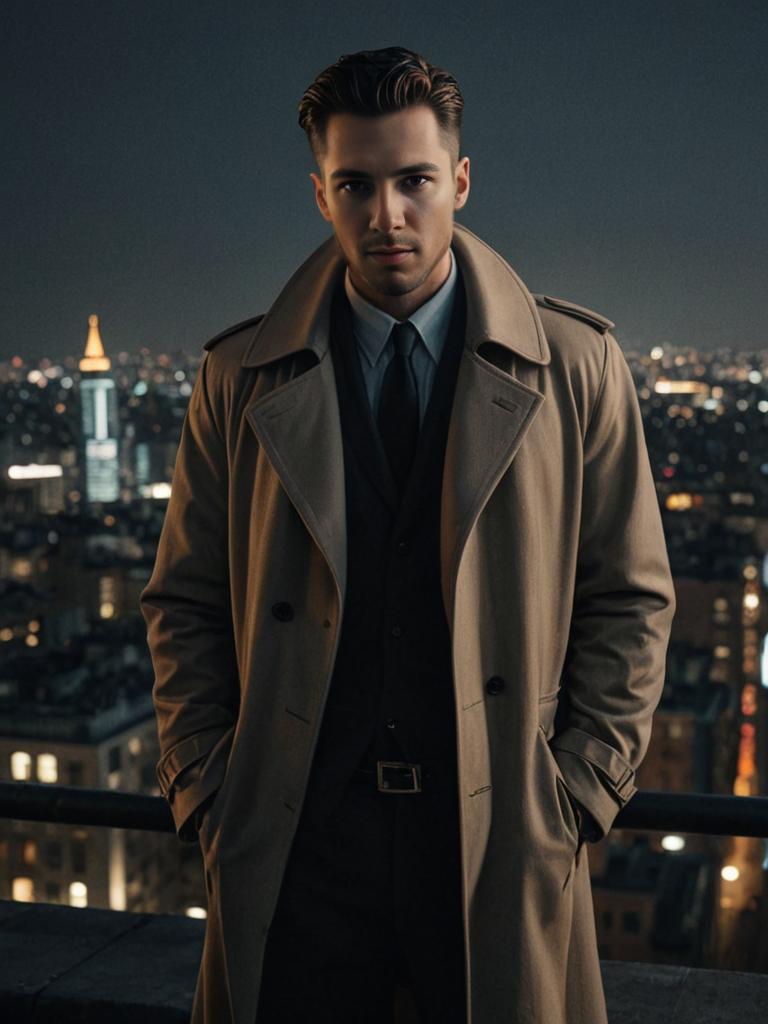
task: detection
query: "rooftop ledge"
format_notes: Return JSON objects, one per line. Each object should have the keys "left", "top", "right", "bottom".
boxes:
{"left": 2, "top": 899, "right": 767, "bottom": 1022}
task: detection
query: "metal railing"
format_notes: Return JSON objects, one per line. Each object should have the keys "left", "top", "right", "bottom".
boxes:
{"left": 1, "top": 781, "right": 768, "bottom": 838}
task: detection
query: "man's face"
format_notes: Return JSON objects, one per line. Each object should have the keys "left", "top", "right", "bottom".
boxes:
{"left": 310, "top": 103, "right": 470, "bottom": 321}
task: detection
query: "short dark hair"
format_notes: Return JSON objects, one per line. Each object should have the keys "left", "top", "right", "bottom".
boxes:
{"left": 297, "top": 46, "right": 464, "bottom": 178}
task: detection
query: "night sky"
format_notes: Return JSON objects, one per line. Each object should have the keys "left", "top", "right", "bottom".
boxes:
{"left": 4, "top": 0, "right": 767, "bottom": 362}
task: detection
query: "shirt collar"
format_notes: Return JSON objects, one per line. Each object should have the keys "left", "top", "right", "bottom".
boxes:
{"left": 343, "top": 245, "right": 457, "bottom": 369}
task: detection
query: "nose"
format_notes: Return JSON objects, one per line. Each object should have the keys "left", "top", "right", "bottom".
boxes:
{"left": 369, "top": 184, "right": 406, "bottom": 234}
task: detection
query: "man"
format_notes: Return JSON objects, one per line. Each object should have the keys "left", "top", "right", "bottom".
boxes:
{"left": 140, "top": 46, "right": 676, "bottom": 1024}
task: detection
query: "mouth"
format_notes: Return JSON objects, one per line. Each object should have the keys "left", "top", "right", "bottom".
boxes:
{"left": 368, "top": 249, "right": 414, "bottom": 264}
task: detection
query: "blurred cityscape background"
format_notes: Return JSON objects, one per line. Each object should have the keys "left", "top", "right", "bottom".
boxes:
{"left": 0, "top": 313, "right": 767, "bottom": 973}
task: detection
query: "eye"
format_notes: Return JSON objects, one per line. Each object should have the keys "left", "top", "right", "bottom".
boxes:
{"left": 337, "top": 180, "right": 367, "bottom": 194}
{"left": 337, "top": 175, "right": 432, "bottom": 194}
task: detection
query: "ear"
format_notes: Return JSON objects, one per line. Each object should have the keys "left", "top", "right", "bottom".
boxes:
{"left": 309, "top": 172, "right": 332, "bottom": 223}
{"left": 454, "top": 156, "right": 470, "bottom": 210}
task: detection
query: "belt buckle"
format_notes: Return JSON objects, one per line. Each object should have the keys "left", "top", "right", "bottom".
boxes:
{"left": 376, "top": 760, "right": 422, "bottom": 793}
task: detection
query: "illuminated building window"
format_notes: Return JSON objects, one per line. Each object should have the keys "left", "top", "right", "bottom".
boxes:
{"left": 99, "top": 575, "right": 115, "bottom": 620}
{"left": 13, "top": 877, "right": 34, "bottom": 902}
{"left": 21, "top": 839, "right": 37, "bottom": 866}
{"left": 108, "top": 745, "right": 121, "bottom": 789}
{"left": 37, "top": 753, "right": 58, "bottom": 783}
{"left": 10, "top": 751, "right": 32, "bottom": 780}
{"left": 69, "top": 881, "right": 88, "bottom": 908}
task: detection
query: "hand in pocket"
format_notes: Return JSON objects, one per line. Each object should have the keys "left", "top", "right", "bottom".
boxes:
{"left": 194, "top": 789, "right": 219, "bottom": 834}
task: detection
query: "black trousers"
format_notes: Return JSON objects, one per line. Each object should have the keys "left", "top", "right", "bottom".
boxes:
{"left": 255, "top": 762, "right": 467, "bottom": 1024}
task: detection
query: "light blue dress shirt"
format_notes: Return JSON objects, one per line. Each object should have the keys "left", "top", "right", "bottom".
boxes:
{"left": 343, "top": 245, "right": 458, "bottom": 428}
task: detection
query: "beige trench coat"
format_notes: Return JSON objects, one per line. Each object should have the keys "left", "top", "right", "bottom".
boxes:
{"left": 140, "top": 221, "right": 676, "bottom": 1023}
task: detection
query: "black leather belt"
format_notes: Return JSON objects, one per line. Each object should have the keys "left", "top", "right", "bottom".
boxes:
{"left": 353, "top": 760, "right": 425, "bottom": 793}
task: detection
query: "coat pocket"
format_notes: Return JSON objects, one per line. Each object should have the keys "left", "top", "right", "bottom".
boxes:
{"left": 197, "top": 785, "right": 224, "bottom": 844}
{"left": 537, "top": 686, "right": 561, "bottom": 740}
{"left": 554, "top": 773, "right": 580, "bottom": 849}
{"left": 537, "top": 722, "right": 580, "bottom": 854}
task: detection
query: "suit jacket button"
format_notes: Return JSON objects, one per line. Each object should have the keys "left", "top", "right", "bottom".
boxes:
{"left": 485, "top": 676, "right": 505, "bottom": 695}
{"left": 272, "top": 601, "right": 294, "bottom": 621}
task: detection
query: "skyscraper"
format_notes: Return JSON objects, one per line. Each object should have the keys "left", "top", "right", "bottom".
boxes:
{"left": 78, "top": 314, "right": 120, "bottom": 504}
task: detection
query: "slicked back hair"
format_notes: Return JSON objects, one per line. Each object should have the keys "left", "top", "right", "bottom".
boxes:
{"left": 298, "top": 46, "right": 464, "bottom": 179}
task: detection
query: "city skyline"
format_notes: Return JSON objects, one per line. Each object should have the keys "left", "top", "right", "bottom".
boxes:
{"left": 1, "top": 298, "right": 767, "bottom": 971}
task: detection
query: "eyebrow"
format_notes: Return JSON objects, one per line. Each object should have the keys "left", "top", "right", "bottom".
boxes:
{"left": 330, "top": 162, "right": 442, "bottom": 180}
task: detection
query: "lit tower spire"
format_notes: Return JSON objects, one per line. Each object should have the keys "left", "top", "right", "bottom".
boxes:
{"left": 79, "top": 314, "right": 111, "bottom": 372}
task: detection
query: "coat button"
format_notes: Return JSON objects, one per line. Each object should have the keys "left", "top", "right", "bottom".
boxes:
{"left": 391, "top": 624, "right": 403, "bottom": 638}
{"left": 396, "top": 539, "right": 409, "bottom": 554}
{"left": 485, "top": 676, "right": 505, "bottom": 695}
{"left": 272, "top": 601, "right": 294, "bottom": 622}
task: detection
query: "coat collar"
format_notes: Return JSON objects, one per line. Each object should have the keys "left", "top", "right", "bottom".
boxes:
{"left": 241, "top": 221, "right": 550, "bottom": 369}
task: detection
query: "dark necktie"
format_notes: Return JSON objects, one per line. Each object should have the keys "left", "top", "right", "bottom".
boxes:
{"left": 377, "top": 320, "right": 420, "bottom": 495}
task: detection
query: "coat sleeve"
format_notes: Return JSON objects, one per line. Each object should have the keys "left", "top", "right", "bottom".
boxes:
{"left": 550, "top": 330, "right": 676, "bottom": 842}
{"left": 139, "top": 349, "right": 238, "bottom": 843}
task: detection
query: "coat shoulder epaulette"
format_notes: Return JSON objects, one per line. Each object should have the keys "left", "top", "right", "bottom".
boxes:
{"left": 203, "top": 314, "right": 266, "bottom": 352}
{"left": 532, "top": 294, "right": 615, "bottom": 334}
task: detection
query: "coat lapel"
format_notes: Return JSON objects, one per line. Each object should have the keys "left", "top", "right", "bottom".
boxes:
{"left": 439, "top": 348, "right": 546, "bottom": 619}
{"left": 244, "top": 353, "right": 349, "bottom": 606}
{"left": 240, "top": 222, "right": 551, "bottom": 623}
